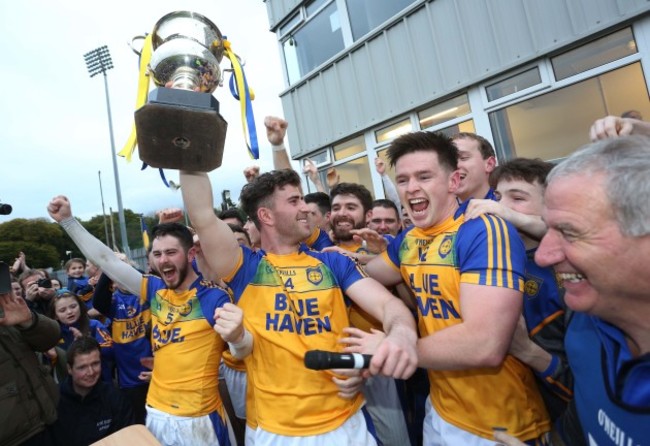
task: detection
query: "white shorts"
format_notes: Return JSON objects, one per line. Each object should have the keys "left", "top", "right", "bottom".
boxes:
{"left": 251, "top": 407, "right": 378, "bottom": 446}
{"left": 220, "top": 362, "right": 247, "bottom": 419}
{"left": 146, "top": 405, "right": 233, "bottom": 446}
{"left": 245, "top": 425, "right": 256, "bottom": 446}
{"left": 423, "top": 398, "right": 500, "bottom": 446}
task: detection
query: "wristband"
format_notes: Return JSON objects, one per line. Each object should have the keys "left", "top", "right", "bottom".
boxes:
{"left": 228, "top": 329, "right": 253, "bottom": 358}
{"left": 537, "top": 354, "right": 559, "bottom": 379}
{"left": 272, "top": 143, "right": 286, "bottom": 153}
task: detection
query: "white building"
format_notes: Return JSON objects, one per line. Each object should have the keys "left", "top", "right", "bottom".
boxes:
{"left": 264, "top": 0, "right": 650, "bottom": 197}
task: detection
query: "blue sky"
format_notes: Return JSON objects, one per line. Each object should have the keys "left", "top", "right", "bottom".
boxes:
{"left": 0, "top": 1, "right": 288, "bottom": 221}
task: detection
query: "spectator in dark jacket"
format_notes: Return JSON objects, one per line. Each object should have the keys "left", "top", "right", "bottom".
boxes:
{"left": 0, "top": 288, "right": 60, "bottom": 446}
{"left": 51, "top": 336, "right": 134, "bottom": 446}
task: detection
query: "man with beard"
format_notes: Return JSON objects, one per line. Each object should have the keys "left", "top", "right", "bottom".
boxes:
{"left": 47, "top": 196, "right": 237, "bottom": 446}
{"left": 180, "top": 168, "right": 417, "bottom": 445}
{"left": 329, "top": 183, "right": 373, "bottom": 251}
{"left": 329, "top": 182, "right": 411, "bottom": 446}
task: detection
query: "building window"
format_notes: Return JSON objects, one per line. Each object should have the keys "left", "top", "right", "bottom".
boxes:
{"left": 485, "top": 67, "right": 542, "bottom": 102}
{"left": 283, "top": 1, "right": 344, "bottom": 84}
{"left": 376, "top": 148, "right": 396, "bottom": 189}
{"left": 279, "top": 12, "right": 302, "bottom": 37}
{"left": 334, "top": 135, "right": 365, "bottom": 160}
{"left": 418, "top": 94, "right": 471, "bottom": 130}
{"left": 346, "top": 0, "right": 417, "bottom": 40}
{"left": 551, "top": 27, "right": 637, "bottom": 81}
{"left": 306, "top": 0, "right": 329, "bottom": 16}
{"left": 375, "top": 119, "right": 412, "bottom": 144}
{"left": 489, "top": 62, "right": 650, "bottom": 161}
{"left": 438, "top": 120, "right": 476, "bottom": 138}
{"left": 333, "top": 156, "right": 373, "bottom": 194}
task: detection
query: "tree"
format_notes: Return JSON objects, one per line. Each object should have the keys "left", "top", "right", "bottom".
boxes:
{"left": 0, "top": 218, "right": 72, "bottom": 268}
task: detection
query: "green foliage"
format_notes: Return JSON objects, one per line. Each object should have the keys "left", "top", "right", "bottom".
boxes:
{"left": 0, "top": 210, "right": 158, "bottom": 269}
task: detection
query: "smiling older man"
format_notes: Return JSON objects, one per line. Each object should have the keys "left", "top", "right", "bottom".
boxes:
{"left": 534, "top": 135, "right": 650, "bottom": 445}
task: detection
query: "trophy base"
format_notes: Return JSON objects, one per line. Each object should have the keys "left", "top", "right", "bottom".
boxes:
{"left": 135, "top": 88, "right": 227, "bottom": 172}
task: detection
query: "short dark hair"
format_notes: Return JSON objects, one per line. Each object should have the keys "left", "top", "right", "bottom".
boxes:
{"left": 228, "top": 223, "right": 251, "bottom": 246}
{"left": 218, "top": 208, "right": 245, "bottom": 226}
{"left": 330, "top": 183, "right": 374, "bottom": 214}
{"left": 453, "top": 132, "right": 496, "bottom": 159}
{"left": 150, "top": 223, "right": 194, "bottom": 252}
{"left": 489, "top": 158, "right": 554, "bottom": 190}
{"left": 304, "top": 192, "right": 331, "bottom": 216}
{"left": 387, "top": 131, "right": 459, "bottom": 173}
{"left": 240, "top": 169, "right": 303, "bottom": 228}
{"left": 372, "top": 199, "right": 399, "bottom": 218}
{"left": 67, "top": 336, "right": 100, "bottom": 367}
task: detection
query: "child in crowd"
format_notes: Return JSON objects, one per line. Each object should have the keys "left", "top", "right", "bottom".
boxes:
{"left": 64, "top": 258, "right": 89, "bottom": 295}
{"left": 48, "top": 291, "right": 114, "bottom": 383}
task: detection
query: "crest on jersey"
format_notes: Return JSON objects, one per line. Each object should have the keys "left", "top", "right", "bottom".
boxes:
{"left": 178, "top": 301, "right": 193, "bottom": 317}
{"left": 524, "top": 278, "right": 541, "bottom": 298}
{"left": 438, "top": 235, "right": 453, "bottom": 258}
{"left": 126, "top": 306, "right": 137, "bottom": 317}
{"left": 306, "top": 267, "right": 323, "bottom": 285}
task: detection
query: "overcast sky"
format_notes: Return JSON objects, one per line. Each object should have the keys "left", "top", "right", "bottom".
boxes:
{"left": 1, "top": 1, "right": 288, "bottom": 222}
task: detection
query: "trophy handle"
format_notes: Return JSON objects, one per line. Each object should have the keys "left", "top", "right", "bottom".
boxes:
{"left": 129, "top": 35, "right": 147, "bottom": 56}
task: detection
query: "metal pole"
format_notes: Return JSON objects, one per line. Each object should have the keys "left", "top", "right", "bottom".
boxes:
{"left": 101, "top": 71, "right": 130, "bottom": 257}
{"left": 84, "top": 46, "right": 130, "bottom": 257}
{"left": 109, "top": 207, "right": 118, "bottom": 251}
{"left": 98, "top": 170, "right": 110, "bottom": 245}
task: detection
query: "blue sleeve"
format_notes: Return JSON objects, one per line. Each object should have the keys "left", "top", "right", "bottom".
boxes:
{"left": 198, "top": 286, "right": 232, "bottom": 326}
{"left": 224, "top": 246, "right": 260, "bottom": 303}
{"left": 456, "top": 215, "right": 526, "bottom": 290}
{"left": 143, "top": 274, "right": 165, "bottom": 304}
{"left": 309, "top": 229, "right": 334, "bottom": 250}
{"left": 319, "top": 251, "right": 366, "bottom": 292}
{"left": 385, "top": 229, "right": 408, "bottom": 268}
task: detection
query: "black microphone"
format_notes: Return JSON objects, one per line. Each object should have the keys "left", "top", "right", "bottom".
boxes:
{"left": 304, "top": 350, "right": 372, "bottom": 370}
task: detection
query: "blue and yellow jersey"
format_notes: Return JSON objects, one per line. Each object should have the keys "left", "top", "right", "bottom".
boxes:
{"left": 224, "top": 244, "right": 366, "bottom": 436}
{"left": 337, "top": 241, "right": 383, "bottom": 333}
{"left": 222, "top": 349, "right": 247, "bottom": 372}
{"left": 142, "top": 274, "right": 230, "bottom": 417}
{"left": 304, "top": 226, "right": 334, "bottom": 251}
{"left": 566, "top": 313, "right": 650, "bottom": 444}
{"left": 381, "top": 205, "right": 551, "bottom": 440}
{"left": 108, "top": 288, "right": 153, "bottom": 389}
{"left": 523, "top": 250, "right": 573, "bottom": 417}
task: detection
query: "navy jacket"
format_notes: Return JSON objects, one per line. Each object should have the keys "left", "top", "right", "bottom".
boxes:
{"left": 52, "top": 377, "right": 134, "bottom": 446}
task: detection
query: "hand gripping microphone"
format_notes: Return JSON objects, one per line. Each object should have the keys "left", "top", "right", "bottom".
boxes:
{"left": 304, "top": 350, "right": 372, "bottom": 370}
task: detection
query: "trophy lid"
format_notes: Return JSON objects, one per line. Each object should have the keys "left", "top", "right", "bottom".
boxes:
{"left": 151, "top": 11, "right": 224, "bottom": 62}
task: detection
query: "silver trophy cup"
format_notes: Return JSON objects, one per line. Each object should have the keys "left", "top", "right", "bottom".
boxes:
{"left": 135, "top": 11, "right": 228, "bottom": 171}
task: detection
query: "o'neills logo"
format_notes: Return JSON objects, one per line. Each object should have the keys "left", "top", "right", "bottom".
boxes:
{"left": 592, "top": 409, "right": 640, "bottom": 446}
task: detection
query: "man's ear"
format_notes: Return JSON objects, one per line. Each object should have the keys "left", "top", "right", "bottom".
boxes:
{"left": 187, "top": 245, "right": 197, "bottom": 262}
{"left": 485, "top": 156, "right": 497, "bottom": 173}
{"left": 67, "top": 363, "right": 72, "bottom": 375}
{"left": 258, "top": 207, "right": 273, "bottom": 226}
{"left": 449, "top": 170, "right": 461, "bottom": 192}
{"left": 365, "top": 210, "right": 373, "bottom": 224}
